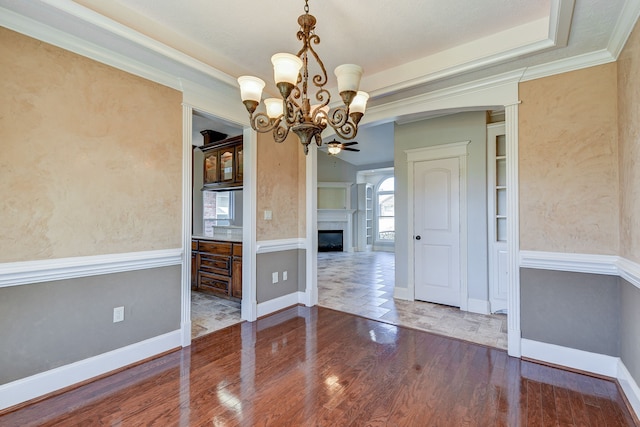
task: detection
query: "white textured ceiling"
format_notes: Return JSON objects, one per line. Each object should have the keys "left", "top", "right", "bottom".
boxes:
{"left": 0, "top": 0, "right": 635, "bottom": 166}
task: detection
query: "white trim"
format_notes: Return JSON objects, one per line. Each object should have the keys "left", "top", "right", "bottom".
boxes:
{"left": 0, "top": 5, "right": 180, "bottom": 91}
{"left": 520, "top": 250, "right": 619, "bottom": 275}
{"left": 180, "top": 104, "right": 193, "bottom": 347}
{"left": 393, "top": 286, "right": 412, "bottom": 301}
{"left": 363, "top": 69, "right": 523, "bottom": 127}
{"left": 242, "top": 128, "right": 258, "bottom": 322}
{"left": 617, "top": 359, "right": 640, "bottom": 419}
{"left": 0, "top": 330, "right": 181, "bottom": 411}
{"left": 305, "top": 145, "right": 319, "bottom": 308}
{"left": 519, "top": 251, "right": 640, "bottom": 290}
{"left": 256, "top": 238, "right": 306, "bottom": 254}
{"left": 617, "top": 257, "right": 640, "bottom": 290}
{"left": 405, "top": 140, "right": 471, "bottom": 162}
{"left": 405, "top": 141, "right": 469, "bottom": 311}
{"left": 521, "top": 50, "right": 615, "bottom": 82}
{"left": 37, "top": 0, "right": 237, "bottom": 87}
{"left": 608, "top": 0, "right": 640, "bottom": 59}
{"left": 521, "top": 339, "right": 640, "bottom": 420}
{"left": 256, "top": 292, "right": 306, "bottom": 318}
{"left": 467, "top": 298, "right": 491, "bottom": 315}
{"left": 505, "top": 103, "right": 521, "bottom": 358}
{"left": 521, "top": 338, "right": 619, "bottom": 378}
{"left": 0, "top": 249, "right": 182, "bottom": 288}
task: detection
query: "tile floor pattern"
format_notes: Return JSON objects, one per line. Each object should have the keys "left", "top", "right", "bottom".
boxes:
{"left": 191, "top": 291, "right": 242, "bottom": 339}
{"left": 192, "top": 251, "right": 507, "bottom": 349}
{"left": 317, "top": 251, "right": 508, "bottom": 350}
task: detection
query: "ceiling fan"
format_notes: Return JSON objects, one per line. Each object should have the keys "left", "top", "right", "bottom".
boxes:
{"left": 325, "top": 139, "right": 360, "bottom": 156}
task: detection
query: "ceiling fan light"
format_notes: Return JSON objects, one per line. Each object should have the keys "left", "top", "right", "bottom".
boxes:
{"left": 334, "top": 64, "right": 363, "bottom": 94}
{"left": 272, "top": 53, "right": 303, "bottom": 86}
{"left": 237, "top": 76, "right": 265, "bottom": 102}
{"left": 328, "top": 144, "right": 341, "bottom": 155}
{"left": 350, "top": 91, "right": 369, "bottom": 114}
{"left": 264, "top": 98, "right": 284, "bottom": 119}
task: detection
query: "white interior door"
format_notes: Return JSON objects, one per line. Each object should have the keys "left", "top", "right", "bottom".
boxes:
{"left": 414, "top": 157, "right": 461, "bottom": 307}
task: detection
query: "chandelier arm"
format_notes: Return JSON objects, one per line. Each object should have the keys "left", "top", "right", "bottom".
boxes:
{"left": 326, "top": 106, "right": 349, "bottom": 128}
{"left": 273, "top": 122, "right": 290, "bottom": 143}
{"left": 305, "top": 36, "right": 328, "bottom": 89}
{"left": 250, "top": 112, "right": 281, "bottom": 133}
{"left": 331, "top": 121, "right": 357, "bottom": 141}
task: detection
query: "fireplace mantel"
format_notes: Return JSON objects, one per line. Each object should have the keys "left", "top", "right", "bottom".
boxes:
{"left": 317, "top": 209, "right": 355, "bottom": 252}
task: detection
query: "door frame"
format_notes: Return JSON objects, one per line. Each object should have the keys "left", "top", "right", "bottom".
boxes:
{"left": 405, "top": 141, "right": 470, "bottom": 311}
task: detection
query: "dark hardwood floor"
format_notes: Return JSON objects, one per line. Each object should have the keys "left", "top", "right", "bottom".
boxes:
{"left": 1, "top": 306, "right": 635, "bottom": 426}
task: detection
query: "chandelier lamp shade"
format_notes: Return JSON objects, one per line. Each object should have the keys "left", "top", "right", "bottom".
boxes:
{"left": 237, "top": 0, "right": 369, "bottom": 155}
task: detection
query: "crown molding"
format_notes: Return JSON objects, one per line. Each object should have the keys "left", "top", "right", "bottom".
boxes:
{"left": 0, "top": 5, "right": 182, "bottom": 90}
{"left": 39, "top": 0, "right": 237, "bottom": 88}
{"left": 608, "top": 0, "right": 640, "bottom": 59}
{"left": 521, "top": 49, "right": 616, "bottom": 82}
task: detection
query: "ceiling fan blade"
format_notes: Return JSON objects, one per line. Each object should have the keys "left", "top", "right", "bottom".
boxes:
{"left": 341, "top": 142, "right": 358, "bottom": 146}
{"left": 343, "top": 147, "right": 360, "bottom": 152}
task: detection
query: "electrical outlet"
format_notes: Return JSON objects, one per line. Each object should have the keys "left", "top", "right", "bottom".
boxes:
{"left": 283, "top": 271, "right": 288, "bottom": 281}
{"left": 272, "top": 271, "right": 278, "bottom": 283}
{"left": 113, "top": 306, "right": 124, "bottom": 323}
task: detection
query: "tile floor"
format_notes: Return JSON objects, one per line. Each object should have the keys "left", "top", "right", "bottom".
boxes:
{"left": 317, "top": 251, "right": 508, "bottom": 350}
{"left": 191, "top": 250, "right": 507, "bottom": 350}
{"left": 191, "top": 291, "right": 242, "bottom": 339}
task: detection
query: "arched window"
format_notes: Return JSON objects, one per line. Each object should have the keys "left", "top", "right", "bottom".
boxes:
{"left": 376, "top": 177, "right": 394, "bottom": 242}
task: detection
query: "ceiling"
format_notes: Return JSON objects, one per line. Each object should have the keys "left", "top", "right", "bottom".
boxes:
{"left": 1, "top": 0, "right": 637, "bottom": 166}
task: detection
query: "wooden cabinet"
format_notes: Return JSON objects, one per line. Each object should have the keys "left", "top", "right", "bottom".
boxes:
{"left": 231, "top": 243, "right": 242, "bottom": 298}
{"left": 191, "top": 238, "right": 242, "bottom": 299}
{"left": 202, "top": 135, "right": 243, "bottom": 189}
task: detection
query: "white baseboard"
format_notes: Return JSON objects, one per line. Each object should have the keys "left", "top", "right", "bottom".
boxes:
{"left": 617, "top": 359, "right": 640, "bottom": 418}
{"left": 467, "top": 298, "right": 490, "bottom": 315}
{"left": 393, "top": 286, "right": 412, "bottom": 300}
{"left": 521, "top": 338, "right": 618, "bottom": 377}
{"left": 521, "top": 339, "right": 640, "bottom": 419}
{"left": 0, "top": 330, "right": 181, "bottom": 411}
{"left": 256, "top": 291, "right": 305, "bottom": 317}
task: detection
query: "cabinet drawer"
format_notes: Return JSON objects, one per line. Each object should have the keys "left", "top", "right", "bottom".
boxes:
{"left": 232, "top": 243, "right": 242, "bottom": 256}
{"left": 198, "top": 272, "right": 230, "bottom": 295}
{"left": 199, "top": 241, "right": 232, "bottom": 255}
{"left": 199, "top": 254, "right": 231, "bottom": 276}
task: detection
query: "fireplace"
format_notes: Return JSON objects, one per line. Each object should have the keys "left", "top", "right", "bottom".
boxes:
{"left": 318, "top": 230, "right": 344, "bottom": 252}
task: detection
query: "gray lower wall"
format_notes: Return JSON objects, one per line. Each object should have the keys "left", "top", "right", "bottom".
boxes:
{"left": 256, "top": 249, "right": 305, "bottom": 303}
{"left": 621, "top": 278, "right": 640, "bottom": 384}
{"left": 520, "top": 268, "right": 620, "bottom": 356}
{"left": 0, "top": 265, "right": 181, "bottom": 385}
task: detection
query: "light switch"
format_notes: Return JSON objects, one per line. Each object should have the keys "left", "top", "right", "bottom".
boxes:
{"left": 264, "top": 210, "right": 272, "bottom": 220}
{"left": 272, "top": 272, "right": 278, "bottom": 283}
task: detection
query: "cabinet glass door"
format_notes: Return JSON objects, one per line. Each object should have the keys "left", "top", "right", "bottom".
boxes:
{"left": 220, "top": 148, "right": 234, "bottom": 182}
{"left": 236, "top": 145, "right": 243, "bottom": 183}
{"left": 204, "top": 152, "right": 218, "bottom": 184}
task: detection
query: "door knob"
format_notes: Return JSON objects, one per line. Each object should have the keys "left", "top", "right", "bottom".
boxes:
{"left": 415, "top": 235, "right": 421, "bottom": 240}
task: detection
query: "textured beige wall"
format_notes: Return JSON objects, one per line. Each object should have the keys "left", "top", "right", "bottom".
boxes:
{"left": 256, "top": 132, "right": 303, "bottom": 240}
{"left": 0, "top": 28, "right": 182, "bottom": 262}
{"left": 618, "top": 20, "right": 640, "bottom": 264}
{"left": 519, "top": 64, "right": 619, "bottom": 254}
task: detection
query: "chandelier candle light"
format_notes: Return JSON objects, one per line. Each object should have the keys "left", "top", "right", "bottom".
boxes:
{"left": 237, "top": 0, "right": 369, "bottom": 155}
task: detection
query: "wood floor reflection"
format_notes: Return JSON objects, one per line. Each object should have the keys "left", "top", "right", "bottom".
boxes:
{"left": 1, "top": 306, "right": 635, "bottom": 426}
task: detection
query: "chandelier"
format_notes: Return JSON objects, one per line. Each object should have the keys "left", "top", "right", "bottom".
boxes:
{"left": 237, "top": 0, "right": 369, "bottom": 155}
